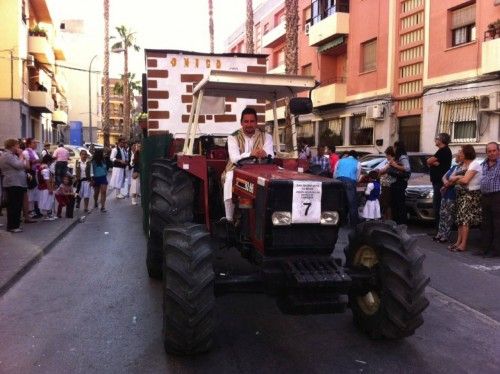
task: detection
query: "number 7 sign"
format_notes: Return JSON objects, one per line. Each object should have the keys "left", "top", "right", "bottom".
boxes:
{"left": 291, "top": 181, "right": 322, "bottom": 224}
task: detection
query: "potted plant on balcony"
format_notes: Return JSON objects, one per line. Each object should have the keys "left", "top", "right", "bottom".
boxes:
{"left": 28, "top": 24, "right": 47, "bottom": 38}
{"left": 487, "top": 19, "right": 500, "bottom": 39}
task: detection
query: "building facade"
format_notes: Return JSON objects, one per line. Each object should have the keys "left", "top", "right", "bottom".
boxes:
{"left": 0, "top": 0, "right": 68, "bottom": 145}
{"left": 225, "top": 0, "right": 500, "bottom": 154}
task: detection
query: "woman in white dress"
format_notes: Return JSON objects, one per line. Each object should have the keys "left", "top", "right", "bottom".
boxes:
{"left": 361, "top": 170, "right": 381, "bottom": 220}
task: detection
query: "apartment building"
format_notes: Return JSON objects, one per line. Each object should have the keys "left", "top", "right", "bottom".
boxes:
{"left": 0, "top": 0, "right": 68, "bottom": 144}
{"left": 226, "top": 0, "right": 500, "bottom": 154}
{"left": 97, "top": 77, "right": 125, "bottom": 145}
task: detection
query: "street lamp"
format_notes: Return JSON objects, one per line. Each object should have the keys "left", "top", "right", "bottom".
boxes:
{"left": 88, "top": 54, "right": 98, "bottom": 144}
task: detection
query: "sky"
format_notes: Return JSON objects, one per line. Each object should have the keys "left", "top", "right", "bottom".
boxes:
{"left": 46, "top": 0, "right": 265, "bottom": 77}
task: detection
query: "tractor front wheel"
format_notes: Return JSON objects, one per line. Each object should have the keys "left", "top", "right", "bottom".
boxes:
{"left": 345, "top": 221, "right": 430, "bottom": 339}
{"left": 146, "top": 159, "right": 193, "bottom": 279}
{"left": 163, "top": 223, "right": 215, "bottom": 355}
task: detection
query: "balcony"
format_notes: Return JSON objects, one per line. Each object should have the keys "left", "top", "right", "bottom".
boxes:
{"left": 311, "top": 78, "right": 347, "bottom": 107}
{"left": 268, "top": 64, "right": 286, "bottom": 74}
{"left": 262, "top": 22, "right": 286, "bottom": 48}
{"left": 52, "top": 110, "right": 68, "bottom": 124}
{"left": 481, "top": 37, "right": 500, "bottom": 74}
{"left": 29, "top": 90, "right": 54, "bottom": 113}
{"left": 53, "top": 37, "right": 66, "bottom": 61}
{"left": 308, "top": 3, "right": 349, "bottom": 47}
{"left": 28, "top": 36, "right": 55, "bottom": 65}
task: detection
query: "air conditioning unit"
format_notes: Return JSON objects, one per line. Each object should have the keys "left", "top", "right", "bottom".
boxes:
{"left": 26, "top": 55, "right": 35, "bottom": 68}
{"left": 304, "top": 22, "right": 311, "bottom": 35}
{"left": 478, "top": 92, "right": 500, "bottom": 112}
{"left": 366, "top": 104, "right": 385, "bottom": 120}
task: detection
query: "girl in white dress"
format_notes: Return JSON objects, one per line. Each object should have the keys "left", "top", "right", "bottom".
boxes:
{"left": 362, "top": 170, "right": 381, "bottom": 220}
{"left": 37, "top": 156, "right": 56, "bottom": 220}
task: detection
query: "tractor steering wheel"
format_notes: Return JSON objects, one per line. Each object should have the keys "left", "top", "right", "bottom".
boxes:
{"left": 236, "top": 155, "right": 273, "bottom": 167}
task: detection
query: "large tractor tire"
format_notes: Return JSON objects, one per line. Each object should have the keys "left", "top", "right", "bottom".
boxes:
{"left": 146, "top": 159, "right": 194, "bottom": 279}
{"left": 344, "top": 221, "right": 430, "bottom": 339}
{"left": 163, "top": 223, "right": 215, "bottom": 355}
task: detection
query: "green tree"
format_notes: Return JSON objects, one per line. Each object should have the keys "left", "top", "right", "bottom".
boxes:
{"left": 111, "top": 25, "right": 140, "bottom": 139}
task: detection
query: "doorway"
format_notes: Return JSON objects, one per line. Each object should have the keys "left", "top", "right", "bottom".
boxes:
{"left": 398, "top": 115, "right": 420, "bottom": 152}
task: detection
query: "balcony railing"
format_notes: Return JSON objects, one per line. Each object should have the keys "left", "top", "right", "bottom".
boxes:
{"left": 481, "top": 36, "right": 500, "bottom": 74}
{"left": 311, "top": 0, "right": 350, "bottom": 25}
{"left": 262, "top": 21, "right": 286, "bottom": 48}
{"left": 29, "top": 90, "right": 54, "bottom": 113}
{"left": 308, "top": 1, "right": 350, "bottom": 46}
{"left": 28, "top": 35, "right": 55, "bottom": 65}
{"left": 311, "top": 77, "right": 347, "bottom": 107}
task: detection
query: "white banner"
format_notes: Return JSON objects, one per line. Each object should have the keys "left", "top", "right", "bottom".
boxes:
{"left": 292, "top": 181, "right": 322, "bottom": 224}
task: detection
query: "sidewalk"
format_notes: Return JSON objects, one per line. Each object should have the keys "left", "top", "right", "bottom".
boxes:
{"left": 0, "top": 208, "right": 84, "bottom": 295}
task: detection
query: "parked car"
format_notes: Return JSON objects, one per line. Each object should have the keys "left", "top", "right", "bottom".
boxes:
{"left": 356, "top": 152, "right": 433, "bottom": 221}
{"left": 405, "top": 154, "right": 486, "bottom": 222}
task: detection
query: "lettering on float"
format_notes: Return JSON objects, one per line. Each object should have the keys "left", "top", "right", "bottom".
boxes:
{"left": 170, "top": 57, "right": 222, "bottom": 69}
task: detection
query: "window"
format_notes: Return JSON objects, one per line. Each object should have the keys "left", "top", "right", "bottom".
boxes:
{"left": 437, "top": 98, "right": 478, "bottom": 143}
{"left": 350, "top": 114, "right": 373, "bottom": 145}
{"left": 311, "top": 0, "right": 350, "bottom": 25}
{"left": 361, "top": 39, "right": 377, "bottom": 73}
{"left": 275, "top": 49, "right": 285, "bottom": 67}
{"left": 263, "top": 23, "right": 269, "bottom": 35}
{"left": 275, "top": 9, "right": 285, "bottom": 26}
{"left": 319, "top": 118, "right": 344, "bottom": 147}
{"left": 301, "top": 64, "right": 312, "bottom": 76}
{"left": 255, "top": 23, "right": 261, "bottom": 52}
{"left": 297, "top": 122, "right": 315, "bottom": 147}
{"left": 450, "top": 3, "right": 476, "bottom": 47}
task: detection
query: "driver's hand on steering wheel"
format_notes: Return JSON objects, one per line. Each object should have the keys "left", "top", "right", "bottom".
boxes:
{"left": 250, "top": 148, "right": 267, "bottom": 159}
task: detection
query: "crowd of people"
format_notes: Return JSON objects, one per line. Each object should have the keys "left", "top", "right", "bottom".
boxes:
{"left": 300, "top": 135, "right": 499, "bottom": 257}
{"left": 0, "top": 137, "right": 142, "bottom": 233}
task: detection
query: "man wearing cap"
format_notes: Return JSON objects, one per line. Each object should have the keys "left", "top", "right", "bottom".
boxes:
{"left": 426, "top": 133, "right": 452, "bottom": 232}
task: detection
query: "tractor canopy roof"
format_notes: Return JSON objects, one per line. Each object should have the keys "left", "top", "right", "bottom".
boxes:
{"left": 192, "top": 70, "right": 317, "bottom": 101}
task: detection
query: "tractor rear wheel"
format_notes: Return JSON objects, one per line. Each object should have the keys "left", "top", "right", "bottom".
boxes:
{"left": 345, "top": 221, "right": 430, "bottom": 339}
{"left": 146, "top": 159, "right": 193, "bottom": 279}
{"left": 163, "top": 223, "right": 215, "bottom": 355}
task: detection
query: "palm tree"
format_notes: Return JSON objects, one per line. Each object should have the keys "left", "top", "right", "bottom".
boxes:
{"left": 208, "top": 0, "right": 214, "bottom": 53}
{"left": 246, "top": 0, "right": 254, "bottom": 53}
{"left": 284, "top": 0, "right": 299, "bottom": 155}
{"left": 111, "top": 25, "right": 140, "bottom": 139}
{"left": 284, "top": 0, "right": 299, "bottom": 74}
{"left": 112, "top": 73, "right": 142, "bottom": 97}
{"left": 103, "top": 0, "right": 110, "bottom": 147}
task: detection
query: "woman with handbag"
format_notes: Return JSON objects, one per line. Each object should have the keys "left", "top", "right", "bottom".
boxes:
{"left": 0, "top": 139, "right": 29, "bottom": 232}
{"left": 385, "top": 141, "right": 411, "bottom": 224}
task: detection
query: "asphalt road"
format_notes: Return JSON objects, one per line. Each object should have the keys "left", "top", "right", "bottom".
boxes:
{"left": 0, "top": 199, "right": 499, "bottom": 374}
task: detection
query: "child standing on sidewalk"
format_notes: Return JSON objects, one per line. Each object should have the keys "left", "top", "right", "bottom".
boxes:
{"left": 55, "top": 175, "right": 76, "bottom": 218}
{"left": 361, "top": 170, "right": 381, "bottom": 220}
{"left": 38, "top": 155, "right": 56, "bottom": 221}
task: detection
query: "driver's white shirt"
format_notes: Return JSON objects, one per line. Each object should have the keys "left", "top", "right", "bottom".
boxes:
{"left": 224, "top": 131, "right": 273, "bottom": 202}
{"left": 227, "top": 131, "right": 274, "bottom": 165}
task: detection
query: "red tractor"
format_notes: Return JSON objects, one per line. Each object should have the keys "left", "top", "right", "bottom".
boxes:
{"left": 146, "top": 70, "right": 429, "bottom": 355}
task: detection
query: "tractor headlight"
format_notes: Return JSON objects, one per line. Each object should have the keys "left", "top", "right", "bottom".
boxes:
{"left": 321, "top": 211, "right": 339, "bottom": 225}
{"left": 272, "top": 211, "right": 292, "bottom": 226}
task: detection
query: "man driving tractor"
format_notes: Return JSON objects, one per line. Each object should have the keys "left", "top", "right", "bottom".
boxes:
{"left": 222, "top": 107, "right": 273, "bottom": 221}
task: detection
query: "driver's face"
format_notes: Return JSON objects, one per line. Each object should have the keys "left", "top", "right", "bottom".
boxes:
{"left": 241, "top": 114, "right": 258, "bottom": 136}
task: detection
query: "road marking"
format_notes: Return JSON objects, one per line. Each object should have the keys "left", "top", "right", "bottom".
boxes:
{"left": 466, "top": 264, "right": 500, "bottom": 272}
{"left": 427, "top": 287, "right": 500, "bottom": 327}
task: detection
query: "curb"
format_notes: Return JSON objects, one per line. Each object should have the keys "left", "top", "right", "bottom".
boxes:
{"left": 0, "top": 217, "right": 81, "bottom": 297}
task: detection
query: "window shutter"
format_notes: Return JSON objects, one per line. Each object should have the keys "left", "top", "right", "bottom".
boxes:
{"left": 451, "top": 3, "right": 476, "bottom": 29}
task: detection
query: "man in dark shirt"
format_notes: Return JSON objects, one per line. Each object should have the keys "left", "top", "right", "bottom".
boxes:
{"left": 426, "top": 133, "right": 452, "bottom": 232}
